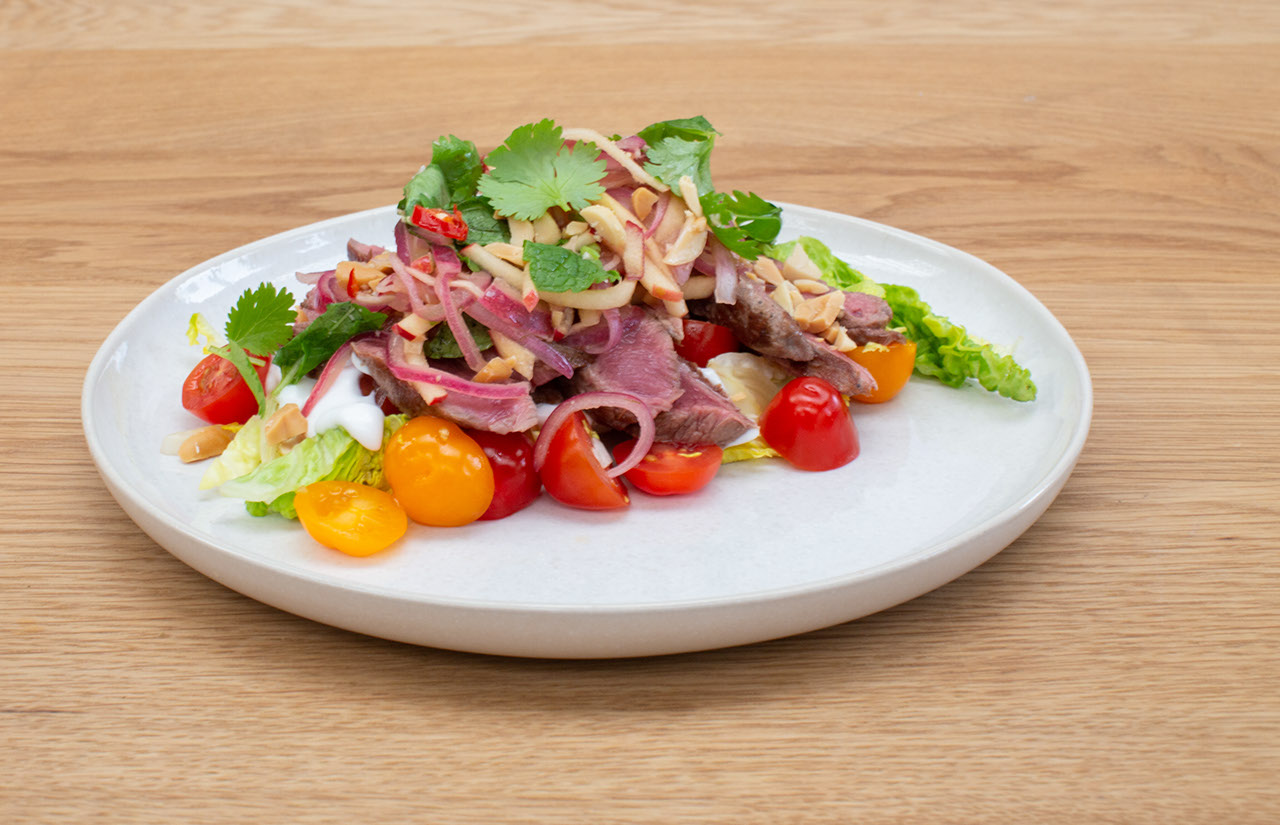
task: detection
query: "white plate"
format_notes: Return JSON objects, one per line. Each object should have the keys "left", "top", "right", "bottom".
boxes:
{"left": 83, "top": 204, "right": 1091, "bottom": 658}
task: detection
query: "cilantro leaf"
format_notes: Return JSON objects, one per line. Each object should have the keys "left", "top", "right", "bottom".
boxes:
{"left": 424, "top": 317, "right": 493, "bottom": 360}
{"left": 477, "top": 119, "right": 607, "bottom": 220}
{"left": 700, "top": 190, "right": 783, "bottom": 260}
{"left": 274, "top": 302, "right": 387, "bottom": 388}
{"left": 457, "top": 196, "right": 510, "bottom": 246}
{"left": 639, "top": 116, "right": 719, "bottom": 192}
{"left": 523, "top": 241, "right": 620, "bottom": 293}
{"left": 644, "top": 136, "right": 715, "bottom": 194}
{"left": 224, "top": 283, "right": 296, "bottom": 356}
{"left": 637, "top": 116, "right": 720, "bottom": 145}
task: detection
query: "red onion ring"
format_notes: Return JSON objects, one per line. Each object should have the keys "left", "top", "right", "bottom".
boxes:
{"left": 385, "top": 335, "right": 531, "bottom": 400}
{"left": 532, "top": 392, "right": 656, "bottom": 479}
{"left": 301, "top": 342, "right": 352, "bottom": 417}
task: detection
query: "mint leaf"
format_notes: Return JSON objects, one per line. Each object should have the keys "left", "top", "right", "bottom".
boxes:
{"left": 430, "top": 135, "right": 484, "bottom": 204}
{"left": 399, "top": 164, "right": 448, "bottom": 213}
{"left": 224, "top": 283, "right": 296, "bottom": 356}
{"left": 398, "top": 135, "right": 486, "bottom": 215}
{"left": 457, "top": 197, "right": 510, "bottom": 246}
{"left": 700, "top": 190, "right": 782, "bottom": 260}
{"left": 523, "top": 240, "right": 620, "bottom": 293}
{"left": 477, "top": 119, "right": 607, "bottom": 220}
{"left": 424, "top": 317, "right": 493, "bottom": 360}
{"left": 274, "top": 302, "right": 387, "bottom": 388}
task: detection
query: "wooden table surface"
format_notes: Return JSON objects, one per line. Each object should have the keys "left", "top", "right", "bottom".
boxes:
{"left": 3, "top": 2, "right": 1277, "bottom": 822}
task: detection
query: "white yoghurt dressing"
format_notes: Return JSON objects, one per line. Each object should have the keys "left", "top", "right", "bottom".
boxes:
{"left": 274, "top": 356, "right": 386, "bottom": 450}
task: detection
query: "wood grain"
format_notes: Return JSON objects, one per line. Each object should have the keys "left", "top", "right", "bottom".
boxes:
{"left": 2, "top": 3, "right": 1278, "bottom": 823}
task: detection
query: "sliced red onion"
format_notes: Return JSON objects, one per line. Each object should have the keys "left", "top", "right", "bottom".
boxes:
{"left": 301, "top": 342, "right": 352, "bottom": 417}
{"left": 393, "top": 221, "right": 412, "bottom": 264}
{"left": 347, "top": 239, "right": 385, "bottom": 263}
{"left": 465, "top": 301, "right": 574, "bottom": 379}
{"left": 560, "top": 307, "right": 622, "bottom": 355}
{"left": 385, "top": 335, "right": 531, "bottom": 400}
{"left": 296, "top": 269, "right": 327, "bottom": 285}
{"left": 432, "top": 244, "right": 463, "bottom": 280}
{"left": 435, "top": 264, "right": 487, "bottom": 372}
{"left": 315, "top": 270, "right": 339, "bottom": 311}
{"left": 532, "top": 392, "right": 656, "bottom": 479}
{"left": 711, "top": 238, "right": 738, "bottom": 305}
{"left": 644, "top": 191, "right": 670, "bottom": 238}
{"left": 477, "top": 284, "right": 555, "bottom": 339}
{"left": 670, "top": 261, "right": 694, "bottom": 285}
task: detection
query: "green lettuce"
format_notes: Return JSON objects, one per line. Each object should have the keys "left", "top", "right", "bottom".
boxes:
{"left": 199, "top": 415, "right": 277, "bottom": 490}
{"left": 765, "top": 236, "right": 883, "bottom": 297}
{"left": 880, "top": 284, "right": 1037, "bottom": 401}
{"left": 766, "top": 235, "right": 1035, "bottom": 401}
{"left": 221, "top": 415, "right": 407, "bottom": 519}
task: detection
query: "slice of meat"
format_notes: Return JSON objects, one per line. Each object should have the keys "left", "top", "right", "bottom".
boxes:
{"left": 690, "top": 277, "right": 817, "bottom": 361}
{"left": 838, "top": 291, "right": 906, "bottom": 346}
{"left": 774, "top": 337, "right": 877, "bottom": 397}
{"left": 350, "top": 338, "right": 537, "bottom": 433}
{"left": 570, "top": 306, "right": 683, "bottom": 432}
{"left": 651, "top": 361, "right": 752, "bottom": 446}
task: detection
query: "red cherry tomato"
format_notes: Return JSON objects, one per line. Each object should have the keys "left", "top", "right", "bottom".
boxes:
{"left": 674, "top": 319, "right": 739, "bottom": 367}
{"left": 466, "top": 429, "right": 542, "bottom": 520}
{"left": 539, "top": 412, "right": 629, "bottom": 510}
{"left": 181, "top": 351, "right": 270, "bottom": 425}
{"left": 610, "top": 440, "right": 723, "bottom": 496}
{"left": 759, "top": 377, "right": 860, "bottom": 471}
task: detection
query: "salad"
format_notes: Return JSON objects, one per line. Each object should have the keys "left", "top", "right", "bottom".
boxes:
{"left": 169, "top": 117, "right": 1036, "bottom": 556}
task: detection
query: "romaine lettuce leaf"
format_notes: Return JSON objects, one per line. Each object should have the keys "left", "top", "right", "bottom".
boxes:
{"left": 880, "top": 284, "right": 1037, "bottom": 401}
{"left": 199, "top": 415, "right": 278, "bottom": 490}
{"left": 220, "top": 415, "right": 407, "bottom": 519}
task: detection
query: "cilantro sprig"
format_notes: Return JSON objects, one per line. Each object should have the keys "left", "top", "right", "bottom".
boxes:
{"left": 208, "top": 284, "right": 296, "bottom": 411}
{"left": 639, "top": 116, "right": 720, "bottom": 194}
{"left": 477, "top": 119, "right": 608, "bottom": 220}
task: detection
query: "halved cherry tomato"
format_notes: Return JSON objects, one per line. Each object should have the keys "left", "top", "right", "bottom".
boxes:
{"left": 539, "top": 412, "right": 629, "bottom": 510}
{"left": 181, "top": 351, "right": 270, "bottom": 425}
{"left": 466, "top": 429, "right": 542, "bottom": 520}
{"left": 293, "top": 480, "right": 408, "bottom": 556}
{"left": 759, "top": 376, "right": 860, "bottom": 471}
{"left": 610, "top": 440, "right": 723, "bottom": 496}
{"left": 847, "top": 339, "right": 918, "bottom": 404}
{"left": 383, "top": 416, "right": 494, "bottom": 527}
{"left": 410, "top": 205, "right": 468, "bottom": 241}
{"left": 674, "top": 319, "right": 739, "bottom": 367}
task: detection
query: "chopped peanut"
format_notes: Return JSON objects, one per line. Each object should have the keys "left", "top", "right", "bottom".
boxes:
{"left": 792, "top": 278, "right": 833, "bottom": 295}
{"left": 264, "top": 403, "right": 308, "bottom": 447}
{"left": 473, "top": 356, "right": 516, "bottom": 383}
{"left": 631, "top": 188, "right": 659, "bottom": 222}
{"left": 792, "top": 290, "right": 845, "bottom": 333}
{"left": 178, "top": 426, "right": 236, "bottom": 463}
{"left": 490, "top": 330, "right": 537, "bottom": 379}
{"left": 780, "top": 243, "right": 825, "bottom": 282}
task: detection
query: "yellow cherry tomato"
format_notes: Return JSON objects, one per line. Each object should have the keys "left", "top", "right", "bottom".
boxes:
{"left": 383, "top": 416, "right": 495, "bottom": 527}
{"left": 847, "top": 339, "right": 918, "bottom": 404}
{"left": 293, "top": 480, "right": 408, "bottom": 556}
